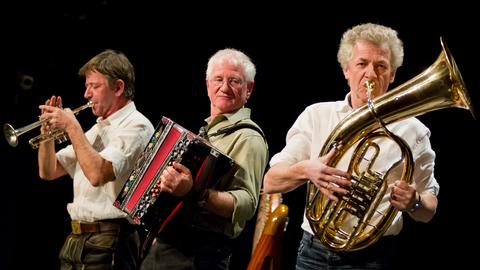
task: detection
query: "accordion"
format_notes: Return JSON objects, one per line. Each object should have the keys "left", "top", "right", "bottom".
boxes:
{"left": 114, "top": 116, "right": 237, "bottom": 233}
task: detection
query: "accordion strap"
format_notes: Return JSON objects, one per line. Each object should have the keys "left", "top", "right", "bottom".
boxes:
{"left": 208, "top": 122, "right": 266, "bottom": 141}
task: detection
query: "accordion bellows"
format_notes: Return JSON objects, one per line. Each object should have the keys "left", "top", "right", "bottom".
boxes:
{"left": 114, "top": 116, "right": 236, "bottom": 233}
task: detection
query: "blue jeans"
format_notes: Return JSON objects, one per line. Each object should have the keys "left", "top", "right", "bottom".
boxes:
{"left": 295, "top": 231, "right": 394, "bottom": 270}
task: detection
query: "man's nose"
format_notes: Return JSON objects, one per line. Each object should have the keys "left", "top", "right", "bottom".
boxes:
{"left": 365, "top": 64, "right": 377, "bottom": 78}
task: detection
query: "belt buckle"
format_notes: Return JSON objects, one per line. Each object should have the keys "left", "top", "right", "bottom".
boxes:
{"left": 71, "top": 220, "right": 82, "bottom": 234}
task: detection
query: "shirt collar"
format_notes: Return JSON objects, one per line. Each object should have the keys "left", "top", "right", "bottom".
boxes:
{"left": 96, "top": 101, "right": 136, "bottom": 126}
{"left": 336, "top": 93, "right": 354, "bottom": 114}
{"left": 204, "top": 107, "right": 251, "bottom": 128}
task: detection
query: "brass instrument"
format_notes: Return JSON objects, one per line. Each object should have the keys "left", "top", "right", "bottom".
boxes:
{"left": 4, "top": 101, "right": 93, "bottom": 149}
{"left": 305, "top": 38, "right": 475, "bottom": 252}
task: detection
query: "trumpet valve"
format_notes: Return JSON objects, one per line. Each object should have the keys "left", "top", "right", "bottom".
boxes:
{"left": 55, "top": 133, "right": 69, "bottom": 144}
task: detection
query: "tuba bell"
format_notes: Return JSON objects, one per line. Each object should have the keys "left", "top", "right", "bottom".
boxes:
{"left": 305, "top": 38, "right": 475, "bottom": 252}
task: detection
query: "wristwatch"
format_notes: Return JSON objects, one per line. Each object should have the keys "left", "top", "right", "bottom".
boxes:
{"left": 409, "top": 192, "right": 422, "bottom": 213}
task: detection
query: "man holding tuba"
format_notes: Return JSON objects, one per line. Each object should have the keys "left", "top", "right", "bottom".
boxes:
{"left": 264, "top": 23, "right": 440, "bottom": 269}
{"left": 37, "top": 49, "right": 154, "bottom": 269}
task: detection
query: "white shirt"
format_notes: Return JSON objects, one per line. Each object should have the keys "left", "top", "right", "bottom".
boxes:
{"left": 57, "top": 101, "right": 154, "bottom": 222}
{"left": 270, "top": 94, "right": 439, "bottom": 236}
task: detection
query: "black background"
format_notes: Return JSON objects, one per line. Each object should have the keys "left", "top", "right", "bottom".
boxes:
{"left": 1, "top": 1, "right": 479, "bottom": 269}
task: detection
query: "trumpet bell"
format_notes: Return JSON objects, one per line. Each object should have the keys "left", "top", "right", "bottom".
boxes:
{"left": 4, "top": 123, "right": 19, "bottom": 147}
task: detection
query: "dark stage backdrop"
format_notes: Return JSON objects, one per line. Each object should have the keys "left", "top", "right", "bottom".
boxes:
{"left": 1, "top": 2, "right": 478, "bottom": 270}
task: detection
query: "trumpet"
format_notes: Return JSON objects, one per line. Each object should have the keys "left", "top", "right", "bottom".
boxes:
{"left": 4, "top": 101, "right": 93, "bottom": 149}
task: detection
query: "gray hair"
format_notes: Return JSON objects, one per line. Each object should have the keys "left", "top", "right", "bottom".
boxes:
{"left": 337, "top": 23, "right": 404, "bottom": 72}
{"left": 205, "top": 48, "right": 256, "bottom": 83}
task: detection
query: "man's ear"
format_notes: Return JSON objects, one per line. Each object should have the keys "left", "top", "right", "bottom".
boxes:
{"left": 343, "top": 66, "right": 350, "bottom": 80}
{"left": 246, "top": 81, "right": 254, "bottom": 100}
{"left": 114, "top": 79, "right": 125, "bottom": 97}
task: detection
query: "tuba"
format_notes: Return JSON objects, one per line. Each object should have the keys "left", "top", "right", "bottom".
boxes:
{"left": 305, "top": 38, "right": 475, "bottom": 252}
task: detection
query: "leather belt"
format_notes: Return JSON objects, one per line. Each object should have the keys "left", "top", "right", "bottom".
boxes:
{"left": 71, "top": 220, "right": 123, "bottom": 235}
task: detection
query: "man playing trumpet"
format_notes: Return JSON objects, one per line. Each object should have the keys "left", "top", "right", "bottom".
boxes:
{"left": 38, "top": 49, "right": 154, "bottom": 269}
